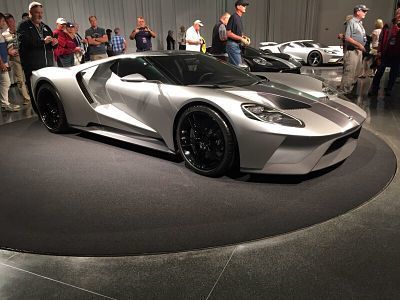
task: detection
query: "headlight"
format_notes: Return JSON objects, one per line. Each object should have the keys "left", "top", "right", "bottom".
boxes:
{"left": 323, "top": 49, "right": 335, "bottom": 54}
{"left": 253, "top": 57, "right": 267, "bottom": 66}
{"left": 242, "top": 104, "right": 305, "bottom": 128}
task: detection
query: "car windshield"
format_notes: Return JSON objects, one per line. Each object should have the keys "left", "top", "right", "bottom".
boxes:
{"left": 302, "top": 41, "right": 328, "bottom": 48}
{"left": 148, "top": 54, "right": 259, "bottom": 87}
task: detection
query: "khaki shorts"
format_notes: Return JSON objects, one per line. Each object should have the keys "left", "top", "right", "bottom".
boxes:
{"left": 90, "top": 54, "right": 108, "bottom": 61}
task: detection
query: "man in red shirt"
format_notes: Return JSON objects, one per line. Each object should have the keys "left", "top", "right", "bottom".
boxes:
{"left": 369, "top": 8, "right": 400, "bottom": 96}
{"left": 53, "top": 17, "right": 66, "bottom": 66}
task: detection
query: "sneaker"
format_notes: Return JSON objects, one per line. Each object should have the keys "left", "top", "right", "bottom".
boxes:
{"left": 358, "top": 75, "right": 366, "bottom": 78}
{"left": 23, "top": 98, "right": 31, "bottom": 105}
{"left": 3, "top": 103, "right": 20, "bottom": 112}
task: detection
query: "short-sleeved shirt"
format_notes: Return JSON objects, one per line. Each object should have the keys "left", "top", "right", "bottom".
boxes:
{"left": 185, "top": 26, "right": 201, "bottom": 52}
{"left": 226, "top": 13, "right": 243, "bottom": 43}
{"left": 345, "top": 17, "right": 366, "bottom": 47}
{"left": 85, "top": 26, "right": 107, "bottom": 55}
{"left": 134, "top": 28, "right": 152, "bottom": 51}
{"left": 111, "top": 35, "right": 125, "bottom": 53}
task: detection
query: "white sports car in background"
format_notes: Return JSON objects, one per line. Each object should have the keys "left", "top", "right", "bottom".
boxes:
{"left": 260, "top": 40, "right": 343, "bottom": 67}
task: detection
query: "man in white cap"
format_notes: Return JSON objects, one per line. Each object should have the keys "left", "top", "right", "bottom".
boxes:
{"left": 340, "top": 4, "right": 369, "bottom": 98}
{"left": 53, "top": 17, "right": 66, "bottom": 66}
{"left": 17, "top": 1, "right": 58, "bottom": 113}
{"left": 185, "top": 20, "right": 204, "bottom": 52}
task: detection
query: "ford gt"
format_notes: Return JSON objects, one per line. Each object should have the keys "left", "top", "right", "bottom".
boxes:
{"left": 31, "top": 52, "right": 366, "bottom": 177}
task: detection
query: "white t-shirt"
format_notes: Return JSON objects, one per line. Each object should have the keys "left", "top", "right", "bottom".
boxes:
{"left": 185, "top": 26, "right": 201, "bottom": 52}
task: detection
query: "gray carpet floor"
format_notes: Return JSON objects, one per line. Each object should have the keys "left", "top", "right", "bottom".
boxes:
{"left": 0, "top": 118, "right": 396, "bottom": 256}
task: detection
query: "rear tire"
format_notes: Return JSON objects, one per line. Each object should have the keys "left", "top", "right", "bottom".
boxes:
{"left": 36, "top": 83, "right": 69, "bottom": 133}
{"left": 176, "top": 105, "right": 235, "bottom": 177}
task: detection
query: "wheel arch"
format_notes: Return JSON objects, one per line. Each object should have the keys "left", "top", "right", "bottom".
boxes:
{"left": 172, "top": 100, "right": 240, "bottom": 166}
{"left": 33, "top": 79, "right": 60, "bottom": 103}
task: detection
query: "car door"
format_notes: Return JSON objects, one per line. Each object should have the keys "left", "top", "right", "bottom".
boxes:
{"left": 103, "top": 57, "right": 175, "bottom": 138}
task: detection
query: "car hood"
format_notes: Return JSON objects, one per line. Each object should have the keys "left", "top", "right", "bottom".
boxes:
{"left": 221, "top": 77, "right": 366, "bottom": 126}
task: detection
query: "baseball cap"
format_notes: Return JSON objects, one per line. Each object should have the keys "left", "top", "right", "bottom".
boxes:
{"left": 194, "top": 20, "right": 204, "bottom": 27}
{"left": 66, "top": 22, "right": 75, "bottom": 28}
{"left": 56, "top": 17, "right": 67, "bottom": 25}
{"left": 28, "top": 1, "right": 42, "bottom": 11}
{"left": 235, "top": 0, "right": 250, "bottom": 6}
{"left": 354, "top": 4, "right": 369, "bottom": 13}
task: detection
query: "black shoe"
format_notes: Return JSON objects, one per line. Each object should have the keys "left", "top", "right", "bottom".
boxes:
{"left": 384, "top": 88, "right": 391, "bottom": 97}
{"left": 368, "top": 89, "right": 378, "bottom": 97}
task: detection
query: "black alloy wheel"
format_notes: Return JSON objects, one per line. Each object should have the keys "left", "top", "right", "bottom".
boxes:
{"left": 36, "top": 83, "right": 69, "bottom": 133}
{"left": 307, "top": 50, "right": 323, "bottom": 67}
{"left": 176, "top": 105, "right": 235, "bottom": 177}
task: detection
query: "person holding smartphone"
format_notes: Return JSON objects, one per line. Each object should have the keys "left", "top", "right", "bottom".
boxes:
{"left": 130, "top": 17, "right": 156, "bottom": 52}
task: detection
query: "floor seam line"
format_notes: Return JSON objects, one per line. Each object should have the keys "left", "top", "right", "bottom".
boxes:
{"left": 0, "top": 262, "right": 117, "bottom": 300}
{"left": 6, "top": 253, "right": 19, "bottom": 261}
{"left": 205, "top": 246, "right": 238, "bottom": 300}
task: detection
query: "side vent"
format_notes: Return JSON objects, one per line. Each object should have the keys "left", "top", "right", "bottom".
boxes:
{"left": 76, "top": 72, "right": 95, "bottom": 104}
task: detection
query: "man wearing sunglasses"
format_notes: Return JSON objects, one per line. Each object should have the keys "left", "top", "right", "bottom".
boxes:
{"left": 340, "top": 4, "right": 369, "bottom": 98}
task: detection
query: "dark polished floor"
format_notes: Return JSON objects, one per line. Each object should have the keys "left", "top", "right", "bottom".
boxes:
{"left": 1, "top": 67, "right": 400, "bottom": 299}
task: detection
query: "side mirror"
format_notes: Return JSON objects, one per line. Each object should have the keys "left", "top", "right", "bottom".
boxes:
{"left": 121, "top": 73, "right": 147, "bottom": 82}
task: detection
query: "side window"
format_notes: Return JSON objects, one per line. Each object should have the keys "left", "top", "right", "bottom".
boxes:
{"left": 111, "top": 58, "right": 170, "bottom": 83}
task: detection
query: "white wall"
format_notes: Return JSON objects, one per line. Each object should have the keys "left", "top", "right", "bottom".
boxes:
{"left": 317, "top": 0, "right": 396, "bottom": 46}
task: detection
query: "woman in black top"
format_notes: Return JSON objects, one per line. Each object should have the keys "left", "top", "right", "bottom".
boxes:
{"left": 166, "top": 30, "right": 175, "bottom": 50}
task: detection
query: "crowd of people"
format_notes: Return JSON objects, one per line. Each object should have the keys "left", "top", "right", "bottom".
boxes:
{"left": 339, "top": 4, "right": 400, "bottom": 98}
{"left": 0, "top": 1, "right": 399, "bottom": 114}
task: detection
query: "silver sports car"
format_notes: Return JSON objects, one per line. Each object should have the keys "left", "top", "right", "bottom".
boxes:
{"left": 260, "top": 40, "right": 343, "bottom": 67}
{"left": 31, "top": 52, "right": 365, "bottom": 177}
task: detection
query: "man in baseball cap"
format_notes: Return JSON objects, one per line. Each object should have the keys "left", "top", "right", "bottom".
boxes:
{"left": 226, "top": 0, "right": 250, "bottom": 66}
{"left": 53, "top": 17, "right": 67, "bottom": 66}
{"left": 186, "top": 20, "right": 204, "bottom": 52}
{"left": 340, "top": 4, "right": 369, "bottom": 98}
{"left": 353, "top": 4, "right": 369, "bottom": 13}
{"left": 235, "top": 0, "right": 249, "bottom": 7}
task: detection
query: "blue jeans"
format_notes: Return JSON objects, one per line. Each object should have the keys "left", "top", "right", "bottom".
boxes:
{"left": 226, "top": 40, "right": 242, "bottom": 66}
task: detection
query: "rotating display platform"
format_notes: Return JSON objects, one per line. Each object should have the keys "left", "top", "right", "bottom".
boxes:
{"left": 0, "top": 118, "right": 396, "bottom": 256}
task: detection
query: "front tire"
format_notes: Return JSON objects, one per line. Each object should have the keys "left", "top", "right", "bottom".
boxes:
{"left": 307, "top": 50, "right": 323, "bottom": 67}
{"left": 176, "top": 105, "right": 235, "bottom": 177}
{"left": 36, "top": 83, "right": 69, "bottom": 133}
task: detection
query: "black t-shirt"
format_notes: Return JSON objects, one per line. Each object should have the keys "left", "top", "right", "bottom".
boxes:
{"left": 166, "top": 35, "right": 175, "bottom": 50}
{"left": 226, "top": 13, "right": 243, "bottom": 43}
{"left": 212, "top": 21, "right": 226, "bottom": 54}
{"left": 135, "top": 28, "right": 152, "bottom": 51}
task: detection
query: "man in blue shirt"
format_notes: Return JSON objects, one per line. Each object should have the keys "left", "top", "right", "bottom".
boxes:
{"left": 129, "top": 17, "right": 156, "bottom": 52}
{"left": 111, "top": 27, "right": 127, "bottom": 55}
{"left": 226, "top": 0, "right": 250, "bottom": 66}
{"left": 340, "top": 4, "right": 369, "bottom": 97}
